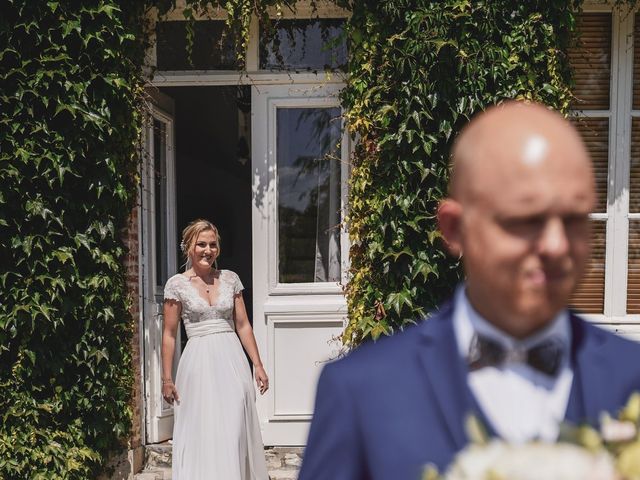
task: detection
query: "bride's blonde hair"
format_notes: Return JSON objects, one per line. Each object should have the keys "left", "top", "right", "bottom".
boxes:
{"left": 180, "top": 219, "right": 221, "bottom": 268}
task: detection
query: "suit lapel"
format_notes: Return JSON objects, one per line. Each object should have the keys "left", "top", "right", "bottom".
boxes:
{"left": 565, "top": 314, "right": 607, "bottom": 424}
{"left": 416, "top": 305, "right": 607, "bottom": 444}
{"left": 417, "top": 304, "right": 475, "bottom": 450}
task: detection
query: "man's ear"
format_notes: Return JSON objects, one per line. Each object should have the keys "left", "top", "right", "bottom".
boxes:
{"left": 437, "top": 199, "right": 464, "bottom": 257}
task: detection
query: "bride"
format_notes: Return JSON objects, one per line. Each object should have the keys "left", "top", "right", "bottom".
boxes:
{"left": 161, "top": 219, "right": 269, "bottom": 479}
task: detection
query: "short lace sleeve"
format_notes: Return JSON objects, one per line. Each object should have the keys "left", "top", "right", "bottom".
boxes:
{"left": 163, "top": 275, "right": 182, "bottom": 302}
{"left": 230, "top": 271, "right": 244, "bottom": 295}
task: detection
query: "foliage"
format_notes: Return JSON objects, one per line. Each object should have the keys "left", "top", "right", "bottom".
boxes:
{"left": 341, "top": 0, "right": 580, "bottom": 346}
{"left": 147, "top": 0, "right": 586, "bottom": 348}
{"left": 0, "top": 0, "right": 634, "bottom": 475}
{"left": 0, "top": 0, "right": 146, "bottom": 477}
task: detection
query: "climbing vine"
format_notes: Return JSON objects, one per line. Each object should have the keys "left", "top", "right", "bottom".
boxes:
{"left": 4, "top": 0, "right": 638, "bottom": 477}
{"left": 0, "top": 1, "right": 145, "bottom": 477}
{"left": 341, "top": 0, "right": 581, "bottom": 346}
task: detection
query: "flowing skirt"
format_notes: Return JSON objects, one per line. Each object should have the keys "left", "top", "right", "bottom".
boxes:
{"left": 172, "top": 331, "right": 268, "bottom": 480}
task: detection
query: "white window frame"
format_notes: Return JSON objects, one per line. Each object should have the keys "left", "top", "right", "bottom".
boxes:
{"left": 266, "top": 94, "right": 350, "bottom": 295}
{"left": 577, "top": 2, "right": 640, "bottom": 326}
{"left": 146, "top": 1, "right": 349, "bottom": 87}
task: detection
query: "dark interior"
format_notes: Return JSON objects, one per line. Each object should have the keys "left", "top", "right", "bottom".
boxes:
{"left": 160, "top": 85, "right": 253, "bottom": 322}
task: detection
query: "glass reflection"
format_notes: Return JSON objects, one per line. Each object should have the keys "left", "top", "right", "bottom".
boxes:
{"left": 156, "top": 21, "right": 238, "bottom": 71}
{"left": 153, "top": 119, "right": 168, "bottom": 287}
{"left": 261, "top": 19, "right": 347, "bottom": 71}
{"left": 277, "top": 107, "right": 342, "bottom": 283}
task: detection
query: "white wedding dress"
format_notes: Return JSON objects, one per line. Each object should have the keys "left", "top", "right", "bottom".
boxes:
{"left": 163, "top": 270, "right": 268, "bottom": 480}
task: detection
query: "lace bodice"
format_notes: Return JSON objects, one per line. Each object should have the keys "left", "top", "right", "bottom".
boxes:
{"left": 163, "top": 270, "right": 244, "bottom": 329}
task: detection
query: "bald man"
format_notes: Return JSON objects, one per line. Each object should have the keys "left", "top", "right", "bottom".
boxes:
{"left": 298, "top": 102, "right": 640, "bottom": 480}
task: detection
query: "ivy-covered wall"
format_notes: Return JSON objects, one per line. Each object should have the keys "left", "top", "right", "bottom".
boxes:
{"left": 342, "top": 0, "right": 578, "bottom": 346}
{"left": 0, "top": 0, "right": 603, "bottom": 476}
{"left": 0, "top": 1, "right": 145, "bottom": 477}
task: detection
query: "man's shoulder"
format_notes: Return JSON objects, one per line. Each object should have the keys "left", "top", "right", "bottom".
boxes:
{"left": 571, "top": 313, "right": 640, "bottom": 405}
{"left": 571, "top": 312, "right": 640, "bottom": 358}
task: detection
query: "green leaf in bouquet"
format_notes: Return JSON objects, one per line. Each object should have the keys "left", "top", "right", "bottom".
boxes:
{"left": 465, "top": 414, "right": 490, "bottom": 445}
{"left": 617, "top": 441, "right": 640, "bottom": 480}
{"left": 619, "top": 392, "right": 640, "bottom": 425}
{"left": 421, "top": 464, "right": 441, "bottom": 480}
{"left": 558, "top": 422, "right": 603, "bottom": 451}
{"left": 558, "top": 422, "right": 580, "bottom": 444}
{"left": 577, "top": 425, "right": 603, "bottom": 451}
{"left": 486, "top": 471, "right": 506, "bottom": 480}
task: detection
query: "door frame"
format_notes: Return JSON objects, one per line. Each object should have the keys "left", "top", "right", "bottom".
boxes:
{"left": 141, "top": 92, "right": 179, "bottom": 443}
{"left": 144, "top": 8, "right": 350, "bottom": 447}
{"left": 251, "top": 83, "right": 349, "bottom": 445}
{"left": 262, "top": 92, "right": 350, "bottom": 296}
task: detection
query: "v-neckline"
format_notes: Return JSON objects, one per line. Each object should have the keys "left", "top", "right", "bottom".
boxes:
{"left": 181, "top": 271, "right": 220, "bottom": 307}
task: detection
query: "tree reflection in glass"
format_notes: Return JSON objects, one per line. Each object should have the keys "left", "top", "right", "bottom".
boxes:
{"left": 276, "top": 107, "right": 342, "bottom": 283}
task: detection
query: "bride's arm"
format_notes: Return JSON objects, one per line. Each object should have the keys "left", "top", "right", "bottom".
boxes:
{"left": 161, "top": 299, "right": 181, "bottom": 404}
{"left": 234, "top": 293, "right": 269, "bottom": 394}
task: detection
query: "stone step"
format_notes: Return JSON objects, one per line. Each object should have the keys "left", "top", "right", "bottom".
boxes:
{"left": 134, "top": 466, "right": 171, "bottom": 480}
{"left": 133, "top": 442, "right": 172, "bottom": 480}
{"left": 134, "top": 444, "right": 303, "bottom": 480}
{"left": 265, "top": 447, "right": 303, "bottom": 480}
{"left": 146, "top": 442, "right": 172, "bottom": 469}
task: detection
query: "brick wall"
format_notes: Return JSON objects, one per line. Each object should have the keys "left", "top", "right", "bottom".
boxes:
{"left": 101, "top": 204, "right": 144, "bottom": 479}
{"left": 124, "top": 204, "right": 144, "bottom": 470}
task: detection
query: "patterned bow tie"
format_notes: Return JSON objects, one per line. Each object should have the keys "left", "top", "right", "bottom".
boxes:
{"left": 467, "top": 334, "right": 564, "bottom": 377}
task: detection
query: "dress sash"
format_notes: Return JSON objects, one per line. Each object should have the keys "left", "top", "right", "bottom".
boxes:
{"left": 185, "top": 319, "right": 234, "bottom": 339}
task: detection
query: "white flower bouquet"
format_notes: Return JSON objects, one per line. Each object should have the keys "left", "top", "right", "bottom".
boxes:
{"left": 424, "top": 393, "right": 640, "bottom": 480}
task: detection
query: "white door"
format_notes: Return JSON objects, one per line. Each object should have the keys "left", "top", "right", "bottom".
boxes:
{"left": 142, "top": 91, "right": 180, "bottom": 443}
{"left": 252, "top": 83, "right": 349, "bottom": 445}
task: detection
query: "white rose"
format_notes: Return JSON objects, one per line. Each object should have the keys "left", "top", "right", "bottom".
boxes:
{"left": 445, "top": 441, "right": 618, "bottom": 480}
{"left": 600, "top": 417, "right": 637, "bottom": 443}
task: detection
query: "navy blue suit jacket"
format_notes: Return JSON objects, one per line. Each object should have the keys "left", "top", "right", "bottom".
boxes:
{"left": 298, "top": 302, "right": 640, "bottom": 480}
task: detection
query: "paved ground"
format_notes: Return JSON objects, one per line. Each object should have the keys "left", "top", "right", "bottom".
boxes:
{"left": 265, "top": 447, "right": 303, "bottom": 480}
{"left": 134, "top": 444, "right": 303, "bottom": 480}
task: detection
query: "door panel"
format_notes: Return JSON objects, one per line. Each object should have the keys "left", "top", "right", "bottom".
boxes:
{"left": 252, "top": 83, "right": 348, "bottom": 445}
{"left": 143, "top": 90, "right": 179, "bottom": 443}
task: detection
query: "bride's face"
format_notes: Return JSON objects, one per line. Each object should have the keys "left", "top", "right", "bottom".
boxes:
{"left": 190, "top": 229, "right": 219, "bottom": 269}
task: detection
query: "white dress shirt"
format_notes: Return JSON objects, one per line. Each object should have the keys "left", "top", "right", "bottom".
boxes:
{"left": 452, "top": 287, "right": 574, "bottom": 443}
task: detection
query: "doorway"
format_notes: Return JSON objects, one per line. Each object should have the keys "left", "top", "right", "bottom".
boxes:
{"left": 162, "top": 85, "right": 253, "bottom": 317}
{"left": 144, "top": 79, "right": 349, "bottom": 447}
{"left": 143, "top": 85, "right": 253, "bottom": 443}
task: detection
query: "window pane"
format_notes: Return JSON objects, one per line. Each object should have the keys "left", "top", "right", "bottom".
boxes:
{"left": 571, "top": 116, "right": 609, "bottom": 214}
{"left": 261, "top": 19, "right": 347, "bottom": 71}
{"left": 633, "top": 14, "right": 640, "bottom": 110}
{"left": 571, "top": 221, "right": 606, "bottom": 314}
{"left": 630, "top": 118, "right": 640, "bottom": 213}
{"left": 156, "top": 21, "right": 238, "bottom": 70}
{"left": 568, "top": 12, "right": 612, "bottom": 110}
{"left": 628, "top": 220, "right": 640, "bottom": 313}
{"left": 153, "top": 119, "right": 169, "bottom": 287}
{"left": 277, "top": 107, "right": 342, "bottom": 283}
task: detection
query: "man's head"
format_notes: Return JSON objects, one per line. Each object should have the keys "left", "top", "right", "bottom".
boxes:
{"left": 438, "top": 101, "right": 595, "bottom": 338}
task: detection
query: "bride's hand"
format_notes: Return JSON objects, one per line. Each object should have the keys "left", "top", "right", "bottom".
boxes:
{"left": 162, "top": 381, "right": 180, "bottom": 405}
{"left": 255, "top": 366, "right": 269, "bottom": 395}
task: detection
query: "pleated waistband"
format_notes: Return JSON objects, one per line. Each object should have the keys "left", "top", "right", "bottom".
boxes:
{"left": 185, "top": 319, "right": 234, "bottom": 339}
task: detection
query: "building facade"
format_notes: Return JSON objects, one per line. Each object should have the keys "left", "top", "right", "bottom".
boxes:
{"left": 127, "top": 0, "right": 640, "bottom": 471}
